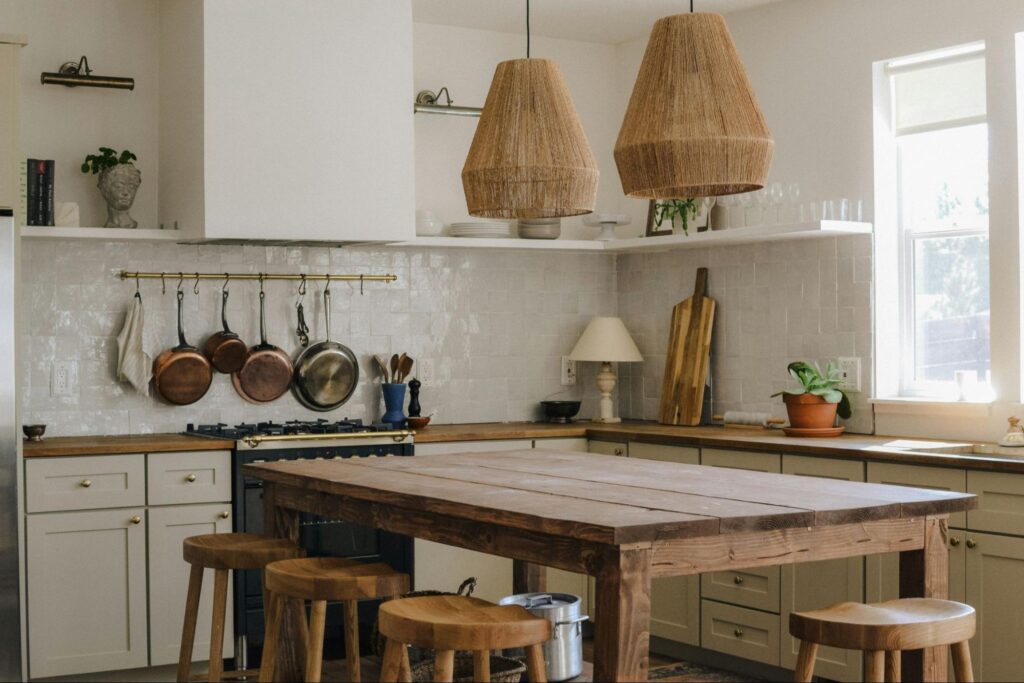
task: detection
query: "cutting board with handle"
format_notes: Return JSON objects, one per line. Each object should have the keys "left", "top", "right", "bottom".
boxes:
{"left": 659, "top": 268, "right": 716, "bottom": 425}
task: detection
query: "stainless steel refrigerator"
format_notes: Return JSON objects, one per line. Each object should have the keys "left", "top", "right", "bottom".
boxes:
{"left": 0, "top": 207, "right": 24, "bottom": 680}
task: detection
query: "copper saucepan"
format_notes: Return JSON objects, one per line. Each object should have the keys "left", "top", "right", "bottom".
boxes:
{"left": 232, "top": 287, "right": 293, "bottom": 403}
{"left": 203, "top": 284, "right": 249, "bottom": 373}
{"left": 153, "top": 289, "right": 213, "bottom": 405}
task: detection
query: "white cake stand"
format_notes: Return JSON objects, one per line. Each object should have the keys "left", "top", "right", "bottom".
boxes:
{"left": 583, "top": 213, "right": 631, "bottom": 241}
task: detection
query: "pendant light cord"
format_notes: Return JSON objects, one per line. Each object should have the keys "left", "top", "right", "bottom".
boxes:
{"left": 526, "top": 0, "right": 531, "bottom": 57}
{"left": 690, "top": 0, "right": 694, "bottom": 12}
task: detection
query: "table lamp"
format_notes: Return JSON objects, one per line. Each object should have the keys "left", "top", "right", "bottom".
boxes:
{"left": 569, "top": 316, "right": 643, "bottom": 423}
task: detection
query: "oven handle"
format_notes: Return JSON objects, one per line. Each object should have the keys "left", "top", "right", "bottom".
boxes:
{"left": 241, "top": 430, "right": 414, "bottom": 448}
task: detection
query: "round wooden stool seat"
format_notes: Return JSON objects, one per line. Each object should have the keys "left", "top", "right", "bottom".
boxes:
{"left": 264, "top": 557, "right": 410, "bottom": 600}
{"left": 379, "top": 594, "right": 551, "bottom": 652}
{"left": 183, "top": 532, "right": 300, "bottom": 570}
{"left": 791, "top": 598, "right": 976, "bottom": 651}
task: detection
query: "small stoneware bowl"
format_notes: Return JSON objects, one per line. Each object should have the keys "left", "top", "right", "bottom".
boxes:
{"left": 406, "top": 416, "right": 431, "bottom": 430}
{"left": 22, "top": 424, "right": 46, "bottom": 441}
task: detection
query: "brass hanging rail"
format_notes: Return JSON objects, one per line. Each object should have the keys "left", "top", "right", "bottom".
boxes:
{"left": 119, "top": 271, "right": 397, "bottom": 283}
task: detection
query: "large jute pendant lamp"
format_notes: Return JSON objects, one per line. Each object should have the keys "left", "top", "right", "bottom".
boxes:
{"left": 615, "top": 11, "right": 773, "bottom": 199}
{"left": 462, "top": 1, "right": 598, "bottom": 219}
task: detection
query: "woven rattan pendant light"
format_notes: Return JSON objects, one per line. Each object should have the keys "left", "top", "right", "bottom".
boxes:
{"left": 615, "top": 10, "right": 773, "bottom": 199}
{"left": 462, "top": 1, "right": 598, "bottom": 219}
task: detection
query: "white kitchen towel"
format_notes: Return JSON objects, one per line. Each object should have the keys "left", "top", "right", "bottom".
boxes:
{"left": 116, "top": 293, "right": 152, "bottom": 396}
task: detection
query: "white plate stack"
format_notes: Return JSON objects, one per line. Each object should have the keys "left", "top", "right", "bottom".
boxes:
{"left": 448, "top": 221, "right": 513, "bottom": 238}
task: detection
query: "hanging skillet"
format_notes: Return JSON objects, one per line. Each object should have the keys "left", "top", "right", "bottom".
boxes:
{"left": 291, "top": 287, "right": 359, "bottom": 411}
{"left": 153, "top": 288, "right": 213, "bottom": 405}
{"left": 232, "top": 282, "right": 293, "bottom": 403}
{"left": 202, "top": 278, "right": 249, "bottom": 373}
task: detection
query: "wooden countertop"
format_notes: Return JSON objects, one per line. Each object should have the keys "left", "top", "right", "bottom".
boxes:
{"left": 22, "top": 421, "right": 1024, "bottom": 474}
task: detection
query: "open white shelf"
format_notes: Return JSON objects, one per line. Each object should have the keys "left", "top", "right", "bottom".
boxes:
{"left": 396, "top": 221, "right": 872, "bottom": 253}
{"left": 20, "top": 226, "right": 186, "bottom": 242}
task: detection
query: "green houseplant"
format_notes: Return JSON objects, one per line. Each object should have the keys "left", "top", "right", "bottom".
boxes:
{"left": 654, "top": 198, "right": 700, "bottom": 235}
{"left": 772, "top": 361, "right": 852, "bottom": 429}
{"left": 81, "top": 147, "right": 141, "bottom": 229}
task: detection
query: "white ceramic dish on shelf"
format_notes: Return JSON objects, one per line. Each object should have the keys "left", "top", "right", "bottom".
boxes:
{"left": 448, "top": 221, "right": 513, "bottom": 238}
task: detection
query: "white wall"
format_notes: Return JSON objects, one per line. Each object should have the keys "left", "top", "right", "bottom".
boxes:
{"left": 0, "top": 0, "right": 160, "bottom": 229}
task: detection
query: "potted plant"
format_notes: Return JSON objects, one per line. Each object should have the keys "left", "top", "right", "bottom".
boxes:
{"left": 772, "top": 361, "right": 852, "bottom": 429}
{"left": 653, "top": 198, "right": 709, "bottom": 235}
{"left": 81, "top": 147, "right": 141, "bottom": 228}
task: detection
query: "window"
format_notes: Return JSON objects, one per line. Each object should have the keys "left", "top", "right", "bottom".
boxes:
{"left": 883, "top": 44, "right": 991, "bottom": 399}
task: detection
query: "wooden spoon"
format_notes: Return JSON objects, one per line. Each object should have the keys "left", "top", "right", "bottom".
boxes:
{"left": 374, "top": 354, "right": 390, "bottom": 383}
{"left": 398, "top": 354, "right": 414, "bottom": 383}
{"left": 390, "top": 354, "right": 400, "bottom": 383}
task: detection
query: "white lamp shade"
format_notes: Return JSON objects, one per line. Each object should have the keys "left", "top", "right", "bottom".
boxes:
{"left": 569, "top": 317, "right": 643, "bottom": 363}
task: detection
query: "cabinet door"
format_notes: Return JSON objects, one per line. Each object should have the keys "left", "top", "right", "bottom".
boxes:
{"left": 148, "top": 504, "right": 234, "bottom": 666}
{"left": 965, "top": 531, "right": 1024, "bottom": 682}
{"left": 780, "top": 455, "right": 864, "bottom": 682}
{"left": 967, "top": 470, "right": 1024, "bottom": 536}
{"left": 630, "top": 443, "right": 700, "bottom": 644}
{"left": 27, "top": 508, "right": 147, "bottom": 678}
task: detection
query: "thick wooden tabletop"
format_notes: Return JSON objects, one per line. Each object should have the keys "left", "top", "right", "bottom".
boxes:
{"left": 243, "top": 449, "right": 975, "bottom": 546}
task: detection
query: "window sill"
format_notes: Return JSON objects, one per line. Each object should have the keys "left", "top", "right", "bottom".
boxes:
{"left": 870, "top": 397, "right": 994, "bottom": 418}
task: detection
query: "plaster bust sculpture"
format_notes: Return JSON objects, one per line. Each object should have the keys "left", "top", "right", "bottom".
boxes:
{"left": 98, "top": 163, "right": 141, "bottom": 228}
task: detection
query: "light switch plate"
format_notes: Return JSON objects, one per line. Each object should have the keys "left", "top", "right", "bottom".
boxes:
{"left": 837, "top": 357, "right": 861, "bottom": 392}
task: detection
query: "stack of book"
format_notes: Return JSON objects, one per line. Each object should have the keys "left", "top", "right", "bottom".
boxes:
{"left": 26, "top": 159, "right": 55, "bottom": 226}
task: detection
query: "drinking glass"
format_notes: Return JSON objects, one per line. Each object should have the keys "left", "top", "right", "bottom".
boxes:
{"left": 753, "top": 188, "right": 770, "bottom": 226}
{"left": 769, "top": 182, "right": 784, "bottom": 225}
{"left": 785, "top": 182, "right": 801, "bottom": 223}
{"left": 835, "top": 198, "right": 850, "bottom": 221}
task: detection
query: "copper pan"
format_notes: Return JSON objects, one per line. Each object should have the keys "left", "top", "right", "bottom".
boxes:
{"left": 153, "top": 290, "right": 213, "bottom": 405}
{"left": 203, "top": 285, "right": 249, "bottom": 373}
{"left": 232, "top": 288, "right": 292, "bottom": 403}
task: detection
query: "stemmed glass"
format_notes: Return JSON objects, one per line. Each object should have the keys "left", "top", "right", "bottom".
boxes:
{"left": 753, "top": 188, "right": 770, "bottom": 226}
{"left": 769, "top": 182, "right": 784, "bottom": 225}
{"left": 785, "top": 182, "right": 801, "bottom": 223}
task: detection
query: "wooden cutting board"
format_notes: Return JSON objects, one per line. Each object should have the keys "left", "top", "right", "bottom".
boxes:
{"left": 659, "top": 268, "right": 716, "bottom": 426}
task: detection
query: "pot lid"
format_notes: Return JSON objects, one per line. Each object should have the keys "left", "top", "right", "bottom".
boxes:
{"left": 499, "top": 592, "right": 580, "bottom": 610}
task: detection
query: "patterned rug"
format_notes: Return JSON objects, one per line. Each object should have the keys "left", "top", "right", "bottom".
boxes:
{"left": 648, "top": 661, "right": 764, "bottom": 682}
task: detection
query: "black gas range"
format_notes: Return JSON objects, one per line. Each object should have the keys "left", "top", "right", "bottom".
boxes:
{"left": 185, "top": 419, "right": 415, "bottom": 668}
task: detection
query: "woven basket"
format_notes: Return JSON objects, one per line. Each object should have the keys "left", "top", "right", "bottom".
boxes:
{"left": 410, "top": 654, "right": 526, "bottom": 683}
{"left": 371, "top": 577, "right": 477, "bottom": 662}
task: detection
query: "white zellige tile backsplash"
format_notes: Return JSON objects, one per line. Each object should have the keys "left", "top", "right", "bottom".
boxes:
{"left": 21, "top": 235, "right": 873, "bottom": 436}
{"left": 20, "top": 241, "right": 616, "bottom": 436}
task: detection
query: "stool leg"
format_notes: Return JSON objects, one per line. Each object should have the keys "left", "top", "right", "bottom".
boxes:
{"left": 793, "top": 640, "right": 817, "bottom": 682}
{"left": 473, "top": 650, "right": 491, "bottom": 682}
{"left": 305, "top": 600, "right": 327, "bottom": 683}
{"left": 380, "top": 638, "right": 405, "bottom": 683}
{"left": 343, "top": 600, "right": 361, "bottom": 683}
{"left": 525, "top": 643, "right": 547, "bottom": 683}
{"left": 208, "top": 569, "right": 229, "bottom": 683}
{"left": 258, "top": 593, "right": 283, "bottom": 683}
{"left": 865, "top": 650, "right": 884, "bottom": 683}
{"left": 952, "top": 641, "right": 974, "bottom": 683}
{"left": 885, "top": 650, "right": 901, "bottom": 682}
{"left": 399, "top": 642, "right": 412, "bottom": 683}
{"left": 434, "top": 650, "right": 456, "bottom": 682}
{"left": 177, "top": 564, "right": 204, "bottom": 683}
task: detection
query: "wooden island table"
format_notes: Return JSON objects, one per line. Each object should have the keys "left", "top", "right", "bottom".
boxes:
{"left": 245, "top": 449, "right": 976, "bottom": 682}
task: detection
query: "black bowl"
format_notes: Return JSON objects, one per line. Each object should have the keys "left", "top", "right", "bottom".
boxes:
{"left": 540, "top": 400, "right": 582, "bottom": 422}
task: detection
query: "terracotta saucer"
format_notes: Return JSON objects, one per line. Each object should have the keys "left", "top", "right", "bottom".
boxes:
{"left": 782, "top": 425, "right": 846, "bottom": 438}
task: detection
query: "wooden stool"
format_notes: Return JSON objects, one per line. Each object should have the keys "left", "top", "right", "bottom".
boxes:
{"left": 790, "top": 598, "right": 976, "bottom": 682}
{"left": 377, "top": 594, "right": 552, "bottom": 683}
{"left": 178, "top": 532, "right": 301, "bottom": 683}
{"left": 259, "top": 557, "right": 410, "bottom": 683}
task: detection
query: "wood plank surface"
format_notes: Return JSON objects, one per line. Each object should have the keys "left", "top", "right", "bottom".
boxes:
{"left": 23, "top": 433, "right": 234, "bottom": 457}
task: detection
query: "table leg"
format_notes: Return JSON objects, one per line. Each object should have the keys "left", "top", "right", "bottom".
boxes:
{"left": 262, "top": 482, "right": 307, "bottom": 683}
{"left": 899, "top": 516, "right": 949, "bottom": 682}
{"left": 513, "top": 559, "right": 547, "bottom": 594}
{"left": 593, "top": 546, "right": 651, "bottom": 682}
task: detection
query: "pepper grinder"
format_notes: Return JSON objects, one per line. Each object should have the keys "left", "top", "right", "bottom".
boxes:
{"left": 408, "top": 377, "right": 422, "bottom": 417}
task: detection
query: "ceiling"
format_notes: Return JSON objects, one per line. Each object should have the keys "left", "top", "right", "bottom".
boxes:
{"left": 412, "top": 0, "right": 783, "bottom": 45}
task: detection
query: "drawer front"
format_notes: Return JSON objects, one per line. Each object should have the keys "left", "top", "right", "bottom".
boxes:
{"left": 629, "top": 442, "right": 699, "bottom": 464}
{"left": 588, "top": 440, "right": 627, "bottom": 457}
{"left": 701, "top": 600, "right": 780, "bottom": 666}
{"left": 533, "top": 438, "right": 588, "bottom": 452}
{"left": 868, "top": 462, "right": 967, "bottom": 528}
{"left": 700, "top": 448, "right": 780, "bottom": 473}
{"left": 148, "top": 451, "right": 232, "bottom": 506}
{"left": 26, "top": 455, "right": 145, "bottom": 513}
{"left": 701, "top": 567, "right": 780, "bottom": 613}
{"left": 967, "top": 470, "right": 1024, "bottom": 535}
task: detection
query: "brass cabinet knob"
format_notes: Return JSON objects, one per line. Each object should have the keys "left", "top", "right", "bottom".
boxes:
{"left": 185, "top": 473, "right": 197, "bottom": 483}
{"left": 80, "top": 479, "right": 92, "bottom": 488}
{"left": 734, "top": 628, "right": 744, "bottom": 638}
{"left": 966, "top": 539, "right": 977, "bottom": 549}
{"left": 950, "top": 537, "right": 961, "bottom": 547}
{"left": 219, "top": 511, "right": 230, "bottom": 519}
{"left": 614, "top": 448, "right": 624, "bottom": 456}
{"left": 130, "top": 515, "right": 142, "bottom": 525}
{"left": 734, "top": 575, "right": 745, "bottom": 585}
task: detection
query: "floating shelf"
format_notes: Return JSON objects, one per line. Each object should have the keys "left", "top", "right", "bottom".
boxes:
{"left": 395, "top": 221, "right": 872, "bottom": 253}
{"left": 20, "top": 226, "right": 186, "bottom": 242}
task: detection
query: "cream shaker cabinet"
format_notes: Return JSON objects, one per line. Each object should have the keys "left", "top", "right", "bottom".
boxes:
{"left": 158, "top": 0, "right": 415, "bottom": 242}
{"left": 964, "top": 531, "right": 1024, "bottom": 682}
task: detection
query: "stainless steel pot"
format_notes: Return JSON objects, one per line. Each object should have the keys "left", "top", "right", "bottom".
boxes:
{"left": 499, "top": 592, "right": 588, "bottom": 681}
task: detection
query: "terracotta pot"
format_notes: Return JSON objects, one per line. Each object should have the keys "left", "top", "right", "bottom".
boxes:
{"left": 783, "top": 393, "right": 838, "bottom": 429}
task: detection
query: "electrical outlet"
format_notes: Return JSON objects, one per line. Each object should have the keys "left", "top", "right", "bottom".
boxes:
{"left": 51, "top": 361, "right": 76, "bottom": 396}
{"left": 837, "top": 357, "right": 861, "bottom": 392}
{"left": 560, "top": 356, "right": 577, "bottom": 386}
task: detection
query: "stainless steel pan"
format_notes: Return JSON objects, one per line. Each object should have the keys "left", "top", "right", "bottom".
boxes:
{"left": 291, "top": 288, "right": 358, "bottom": 411}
